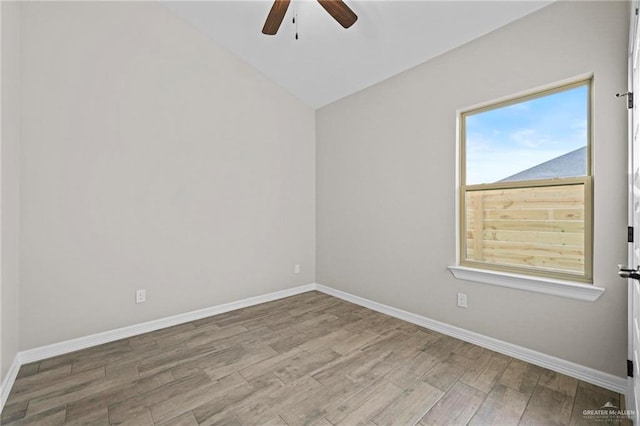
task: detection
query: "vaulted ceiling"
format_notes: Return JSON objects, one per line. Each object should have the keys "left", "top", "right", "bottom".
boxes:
{"left": 165, "top": 1, "right": 552, "bottom": 108}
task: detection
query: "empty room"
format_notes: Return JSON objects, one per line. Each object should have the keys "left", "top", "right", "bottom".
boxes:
{"left": 0, "top": 0, "right": 636, "bottom": 424}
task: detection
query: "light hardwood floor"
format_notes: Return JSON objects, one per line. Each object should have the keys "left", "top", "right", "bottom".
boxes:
{"left": 1, "top": 291, "right": 629, "bottom": 425}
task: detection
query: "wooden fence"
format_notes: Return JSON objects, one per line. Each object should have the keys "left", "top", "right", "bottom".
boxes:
{"left": 464, "top": 183, "right": 586, "bottom": 275}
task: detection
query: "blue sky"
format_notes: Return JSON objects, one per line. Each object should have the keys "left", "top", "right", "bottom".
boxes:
{"left": 465, "top": 85, "right": 588, "bottom": 185}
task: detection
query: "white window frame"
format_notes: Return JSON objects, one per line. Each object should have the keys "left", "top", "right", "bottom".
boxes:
{"left": 449, "top": 75, "right": 604, "bottom": 302}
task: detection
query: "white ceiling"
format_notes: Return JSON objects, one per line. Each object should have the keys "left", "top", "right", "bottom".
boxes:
{"left": 165, "top": 1, "right": 552, "bottom": 109}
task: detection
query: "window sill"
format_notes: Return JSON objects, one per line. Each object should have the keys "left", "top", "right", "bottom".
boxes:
{"left": 448, "top": 266, "right": 605, "bottom": 302}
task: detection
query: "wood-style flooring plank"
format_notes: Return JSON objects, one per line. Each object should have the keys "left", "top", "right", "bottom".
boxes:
{"left": 422, "top": 353, "right": 469, "bottom": 392}
{"left": 149, "top": 373, "right": 247, "bottom": 423}
{"left": 107, "top": 372, "right": 212, "bottom": 424}
{"left": 569, "top": 381, "right": 625, "bottom": 426}
{"left": 193, "top": 374, "right": 284, "bottom": 425}
{"left": 2, "top": 291, "right": 628, "bottom": 426}
{"left": 0, "top": 400, "right": 29, "bottom": 424}
{"left": 468, "top": 383, "right": 530, "bottom": 425}
{"left": 154, "top": 411, "right": 199, "bottom": 426}
{"left": 23, "top": 369, "right": 113, "bottom": 418}
{"left": 234, "top": 376, "right": 325, "bottom": 425}
{"left": 9, "top": 363, "right": 73, "bottom": 401}
{"left": 420, "top": 381, "right": 486, "bottom": 425}
{"left": 370, "top": 379, "right": 443, "bottom": 426}
{"left": 4, "top": 405, "right": 67, "bottom": 426}
{"left": 520, "top": 384, "right": 574, "bottom": 425}
{"left": 202, "top": 345, "right": 277, "bottom": 381}
{"left": 327, "top": 379, "right": 403, "bottom": 425}
{"left": 498, "top": 358, "right": 543, "bottom": 396}
{"left": 460, "top": 353, "right": 510, "bottom": 393}
{"left": 9, "top": 366, "right": 102, "bottom": 406}
{"left": 15, "top": 362, "right": 40, "bottom": 380}
{"left": 384, "top": 350, "right": 439, "bottom": 390}
{"left": 63, "top": 370, "right": 174, "bottom": 423}
{"left": 539, "top": 369, "right": 579, "bottom": 397}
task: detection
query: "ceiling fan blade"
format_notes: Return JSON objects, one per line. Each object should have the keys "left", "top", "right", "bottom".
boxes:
{"left": 317, "top": 0, "right": 358, "bottom": 29}
{"left": 262, "top": 0, "right": 291, "bottom": 35}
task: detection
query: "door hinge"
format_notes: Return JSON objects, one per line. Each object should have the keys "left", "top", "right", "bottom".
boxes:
{"left": 616, "top": 92, "right": 633, "bottom": 108}
{"left": 628, "top": 359, "right": 634, "bottom": 377}
{"left": 629, "top": 226, "right": 634, "bottom": 243}
{"left": 635, "top": 7, "right": 638, "bottom": 15}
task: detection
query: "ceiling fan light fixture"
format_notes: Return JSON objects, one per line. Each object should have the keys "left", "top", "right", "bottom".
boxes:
{"left": 262, "top": 0, "right": 357, "bottom": 35}
{"left": 262, "top": 0, "right": 291, "bottom": 35}
{"left": 317, "top": 0, "right": 358, "bottom": 29}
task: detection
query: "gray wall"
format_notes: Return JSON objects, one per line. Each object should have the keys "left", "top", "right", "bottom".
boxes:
{"left": 2, "top": 1, "right": 21, "bottom": 381}
{"left": 316, "top": 1, "right": 629, "bottom": 376}
{"left": 17, "top": 2, "right": 316, "bottom": 350}
{"left": 1, "top": 0, "right": 630, "bottom": 383}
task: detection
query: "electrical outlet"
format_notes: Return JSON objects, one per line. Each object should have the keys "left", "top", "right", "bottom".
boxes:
{"left": 136, "top": 289, "right": 146, "bottom": 304}
{"left": 294, "top": 264, "right": 301, "bottom": 274}
{"left": 457, "top": 293, "right": 468, "bottom": 308}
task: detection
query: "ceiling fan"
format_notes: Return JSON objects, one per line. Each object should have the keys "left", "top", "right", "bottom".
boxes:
{"left": 262, "top": 0, "right": 358, "bottom": 35}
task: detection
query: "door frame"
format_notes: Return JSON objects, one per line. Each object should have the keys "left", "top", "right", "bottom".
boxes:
{"left": 628, "top": 0, "right": 639, "bottom": 418}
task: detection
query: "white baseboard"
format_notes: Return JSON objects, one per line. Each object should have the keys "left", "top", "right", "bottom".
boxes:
{"left": 0, "top": 281, "right": 626, "bottom": 418}
{"left": 0, "top": 355, "right": 21, "bottom": 414}
{"left": 315, "top": 284, "right": 627, "bottom": 394}
{"left": 0, "top": 283, "right": 316, "bottom": 416}
{"left": 19, "top": 283, "right": 316, "bottom": 364}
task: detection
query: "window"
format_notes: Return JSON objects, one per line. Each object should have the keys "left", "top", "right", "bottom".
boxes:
{"left": 460, "top": 80, "right": 592, "bottom": 283}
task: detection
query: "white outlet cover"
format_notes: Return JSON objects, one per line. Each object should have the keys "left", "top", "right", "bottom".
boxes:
{"left": 457, "top": 293, "right": 468, "bottom": 308}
